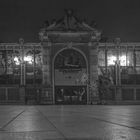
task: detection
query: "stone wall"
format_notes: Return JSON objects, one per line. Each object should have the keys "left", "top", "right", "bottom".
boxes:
{"left": 88, "top": 42, "right": 99, "bottom": 104}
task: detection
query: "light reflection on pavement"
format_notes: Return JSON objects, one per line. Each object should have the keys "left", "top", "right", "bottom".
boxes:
{"left": 0, "top": 105, "right": 140, "bottom": 139}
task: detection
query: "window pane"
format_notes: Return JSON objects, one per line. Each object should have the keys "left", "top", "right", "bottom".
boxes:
{"left": 127, "top": 50, "right": 134, "bottom": 66}
{"left": 26, "top": 66, "right": 34, "bottom": 84}
{"left": 13, "top": 66, "right": 21, "bottom": 84}
{"left": 107, "top": 50, "right": 116, "bottom": 66}
{"left": 136, "top": 89, "right": 140, "bottom": 100}
{"left": 107, "top": 66, "right": 116, "bottom": 85}
{"left": 13, "top": 50, "right": 21, "bottom": 84}
{"left": 24, "top": 49, "right": 34, "bottom": 66}
{"left": 7, "top": 50, "right": 14, "bottom": 84}
{"left": 34, "top": 49, "right": 42, "bottom": 84}
{"left": 98, "top": 50, "right": 105, "bottom": 66}
{"left": 135, "top": 67, "right": 140, "bottom": 84}
{"left": 0, "top": 49, "right": 21, "bottom": 85}
{"left": 0, "top": 50, "right": 6, "bottom": 75}
{"left": 122, "top": 89, "right": 134, "bottom": 100}
{"left": 25, "top": 49, "right": 34, "bottom": 84}
{"left": 121, "top": 66, "right": 135, "bottom": 84}
{"left": 35, "top": 67, "right": 42, "bottom": 84}
{"left": 0, "top": 50, "right": 6, "bottom": 84}
{"left": 35, "top": 49, "right": 42, "bottom": 66}
{"left": 136, "top": 51, "right": 140, "bottom": 66}
{"left": 119, "top": 50, "right": 127, "bottom": 66}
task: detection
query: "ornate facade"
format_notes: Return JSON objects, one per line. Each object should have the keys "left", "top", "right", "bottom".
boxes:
{"left": 0, "top": 11, "right": 140, "bottom": 104}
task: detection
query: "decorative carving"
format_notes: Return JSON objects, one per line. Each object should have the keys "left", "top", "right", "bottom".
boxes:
{"left": 54, "top": 49, "right": 86, "bottom": 69}
{"left": 42, "top": 10, "right": 97, "bottom": 32}
{"left": 67, "top": 42, "right": 73, "bottom": 48}
{"left": 114, "top": 38, "right": 121, "bottom": 46}
{"left": 19, "top": 38, "right": 24, "bottom": 45}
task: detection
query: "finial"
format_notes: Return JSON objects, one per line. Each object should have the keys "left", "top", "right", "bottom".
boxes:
{"left": 19, "top": 38, "right": 24, "bottom": 44}
{"left": 65, "top": 9, "right": 73, "bottom": 16}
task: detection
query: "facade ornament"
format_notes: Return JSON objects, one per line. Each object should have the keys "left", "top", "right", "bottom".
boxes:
{"left": 64, "top": 9, "right": 75, "bottom": 30}
{"left": 91, "top": 35, "right": 97, "bottom": 42}
{"left": 114, "top": 38, "right": 121, "bottom": 46}
{"left": 39, "top": 28, "right": 46, "bottom": 41}
{"left": 89, "top": 31, "right": 101, "bottom": 43}
{"left": 43, "top": 34, "right": 49, "bottom": 42}
{"left": 90, "top": 20, "right": 97, "bottom": 28}
{"left": 44, "top": 20, "right": 50, "bottom": 28}
{"left": 67, "top": 42, "right": 73, "bottom": 48}
{"left": 43, "top": 10, "right": 99, "bottom": 32}
{"left": 39, "top": 31, "right": 44, "bottom": 41}
{"left": 19, "top": 38, "right": 24, "bottom": 45}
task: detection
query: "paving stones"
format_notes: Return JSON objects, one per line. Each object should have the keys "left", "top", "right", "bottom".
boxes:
{"left": 0, "top": 105, "right": 140, "bottom": 139}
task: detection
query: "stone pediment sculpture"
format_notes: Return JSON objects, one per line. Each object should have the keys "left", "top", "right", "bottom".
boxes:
{"left": 39, "top": 10, "right": 101, "bottom": 42}
{"left": 44, "top": 9, "right": 96, "bottom": 32}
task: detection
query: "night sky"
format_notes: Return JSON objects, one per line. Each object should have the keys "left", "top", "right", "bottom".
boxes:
{"left": 0, "top": 0, "right": 140, "bottom": 42}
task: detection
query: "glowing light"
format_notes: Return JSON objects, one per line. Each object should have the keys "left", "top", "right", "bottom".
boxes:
{"left": 14, "top": 57, "right": 20, "bottom": 65}
{"left": 119, "top": 55, "right": 126, "bottom": 66}
{"left": 108, "top": 54, "right": 129, "bottom": 66}
{"left": 108, "top": 55, "right": 117, "bottom": 66}
{"left": 127, "top": 60, "right": 130, "bottom": 65}
{"left": 24, "top": 56, "right": 33, "bottom": 64}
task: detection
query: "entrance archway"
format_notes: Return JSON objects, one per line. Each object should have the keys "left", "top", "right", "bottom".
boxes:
{"left": 54, "top": 48, "right": 88, "bottom": 104}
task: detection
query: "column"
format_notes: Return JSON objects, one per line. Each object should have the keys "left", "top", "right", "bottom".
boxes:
{"left": 19, "top": 38, "right": 25, "bottom": 86}
{"left": 42, "top": 43, "right": 51, "bottom": 86}
{"left": 88, "top": 42, "right": 99, "bottom": 104}
{"left": 115, "top": 38, "right": 122, "bottom": 101}
{"left": 41, "top": 42, "right": 53, "bottom": 104}
{"left": 19, "top": 38, "right": 25, "bottom": 103}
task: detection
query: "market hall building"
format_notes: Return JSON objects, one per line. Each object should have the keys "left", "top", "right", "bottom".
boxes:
{"left": 0, "top": 11, "right": 140, "bottom": 104}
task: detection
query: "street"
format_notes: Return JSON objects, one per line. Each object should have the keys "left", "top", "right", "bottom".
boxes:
{"left": 0, "top": 105, "right": 140, "bottom": 139}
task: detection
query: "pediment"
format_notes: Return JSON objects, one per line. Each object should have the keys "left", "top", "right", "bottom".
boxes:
{"left": 44, "top": 10, "right": 96, "bottom": 32}
{"left": 39, "top": 10, "right": 101, "bottom": 42}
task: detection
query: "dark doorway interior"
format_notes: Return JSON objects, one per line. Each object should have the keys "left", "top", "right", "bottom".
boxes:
{"left": 54, "top": 49, "right": 87, "bottom": 105}
{"left": 55, "top": 86, "right": 87, "bottom": 104}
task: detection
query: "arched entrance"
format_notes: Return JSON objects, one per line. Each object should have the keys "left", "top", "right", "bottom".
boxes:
{"left": 54, "top": 48, "right": 88, "bottom": 104}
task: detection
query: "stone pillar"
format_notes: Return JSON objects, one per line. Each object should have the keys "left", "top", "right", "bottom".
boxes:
{"left": 42, "top": 42, "right": 51, "bottom": 86}
{"left": 19, "top": 38, "right": 25, "bottom": 104}
{"left": 88, "top": 42, "right": 99, "bottom": 104}
{"left": 41, "top": 42, "right": 53, "bottom": 104}
{"left": 114, "top": 38, "right": 122, "bottom": 102}
{"left": 19, "top": 38, "right": 25, "bottom": 86}
{"left": 115, "top": 87, "right": 122, "bottom": 101}
{"left": 19, "top": 86, "right": 25, "bottom": 104}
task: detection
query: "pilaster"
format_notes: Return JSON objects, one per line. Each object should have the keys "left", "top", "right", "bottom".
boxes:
{"left": 41, "top": 41, "right": 53, "bottom": 104}
{"left": 88, "top": 42, "right": 99, "bottom": 104}
{"left": 42, "top": 42, "right": 51, "bottom": 86}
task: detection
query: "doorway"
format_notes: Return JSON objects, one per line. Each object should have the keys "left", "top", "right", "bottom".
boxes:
{"left": 54, "top": 48, "right": 88, "bottom": 104}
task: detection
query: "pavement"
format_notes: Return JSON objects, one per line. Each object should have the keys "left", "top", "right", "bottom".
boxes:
{"left": 0, "top": 105, "right": 140, "bottom": 140}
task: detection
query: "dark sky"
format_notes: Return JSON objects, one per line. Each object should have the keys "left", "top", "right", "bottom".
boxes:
{"left": 1, "top": 0, "right": 140, "bottom": 42}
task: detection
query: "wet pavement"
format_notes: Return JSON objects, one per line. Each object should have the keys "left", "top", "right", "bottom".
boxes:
{"left": 0, "top": 105, "right": 140, "bottom": 139}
